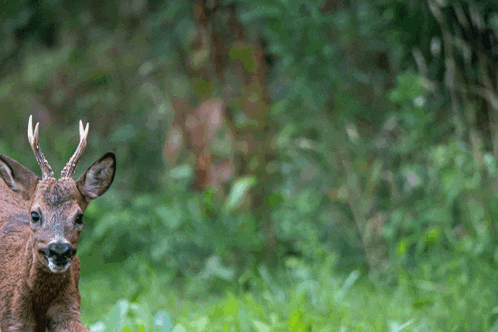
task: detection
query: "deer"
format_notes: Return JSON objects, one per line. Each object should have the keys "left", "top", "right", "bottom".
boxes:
{"left": 0, "top": 116, "right": 116, "bottom": 331}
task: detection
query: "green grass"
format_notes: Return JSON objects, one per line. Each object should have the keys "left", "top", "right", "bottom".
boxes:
{"left": 79, "top": 254, "right": 498, "bottom": 331}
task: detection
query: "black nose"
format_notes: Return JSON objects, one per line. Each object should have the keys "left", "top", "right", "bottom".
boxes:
{"left": 47, "top": 242, "right": 74, "bottom": 261}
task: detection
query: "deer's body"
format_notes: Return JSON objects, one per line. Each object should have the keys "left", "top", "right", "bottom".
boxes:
{"left": 0, "top": 117, "right": 116, "bottom": 331}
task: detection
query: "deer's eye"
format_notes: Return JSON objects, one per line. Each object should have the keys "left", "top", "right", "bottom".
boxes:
{"left": 75, "top": 214, "right": 84, "bottom": 225}
{"left": 31, "top": 211, "right": 40, "bottom": 223}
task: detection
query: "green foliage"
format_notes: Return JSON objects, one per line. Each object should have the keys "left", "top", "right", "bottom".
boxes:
{"left": 2, "top": 0, "right": 498, "bottom": 330}
{"left": 81, "top": 253, "right": 498, "bottom": 331}
{"left": 78, "top": 181, "right": 264, "bottom": 285}
{"left": 87, "top": 300, "right": 174, "bottom": 332}
{"left": 225, "top": 176, "right": 258, "bottom": 212}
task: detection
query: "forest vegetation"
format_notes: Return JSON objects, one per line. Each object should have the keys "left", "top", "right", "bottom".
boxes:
{"left": 1, "top": 0, "right": 498, "bottom": 330}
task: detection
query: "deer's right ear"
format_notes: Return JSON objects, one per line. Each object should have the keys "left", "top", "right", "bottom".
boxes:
{"left": 0, "top": 153, "right": 40, "bottom": 200}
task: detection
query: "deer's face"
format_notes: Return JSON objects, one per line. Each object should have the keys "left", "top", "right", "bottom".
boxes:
{"left": 29, "top": 180, "right": 87, "bottom": 273}
{"left": 0, "top": 116, "right": 116, "bottom": 274}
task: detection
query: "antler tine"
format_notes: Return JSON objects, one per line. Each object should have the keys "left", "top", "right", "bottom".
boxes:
{"left": 60, "top": 120, "right": 89, "bottom": 179}
{"left": 27, "top": 115, "right": 54, "bottom": 180}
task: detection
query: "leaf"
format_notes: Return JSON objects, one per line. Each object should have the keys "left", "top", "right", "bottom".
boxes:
{"left": 253, "top": 320, "right": 271, "bottom": 332}
{"left": 225, "top": 176, "right": 257, "bottom": 211}
{"left": 335, "top": 270, "right": 360, "bottom": 302}
{"left": 288, "top": 311, "right": 306, "bottom": 332}
{"left": 194, "top": 79, "right": 212, "bottom": 96}
{"left": 388, "top": 72, "right": 425, "bottom": 103}
{"left": 169, "top": 164, "right": 193, "bottom": 179}
{"left": 89, "top": 321, "right": 106, "bottom": 332}
{"left": 189, "top": 317, "right": 208, "bottom": 332}
{"left": 164, "top": 126, "right": 184, "bottom": 163}
{"left": 202, "top": 255, "right": 235, "bottom": 281}
{"left": 129, "top": 303, "right": 149, "bottom": 330}
{"left": 268, "top": 193, "right": 283, "bottom": 208}
{"left": 412, "top": 299, "right": 434, "bottom": 308}
{"left": 153, "top": 311, "right": 174, "bottom": 332}
{"left": 191, "top": 49, "right": 209, "bottom": 69}
{"left": 104, "top": 300, "right": 130, "bottom": 331}
{"left": 229, "top": 45, "right": 256, "bottom": 73}
{"left": 155, "top": 206, "right": 183, "bottom": 229}
{"left": 172, "top": 324, "right": 187, "bottom": 332}
{"left": 389, "top": 319, "right": 415, "bottom": 332}
{"left": 425, "top": 227, "right": 440, "bottom": 245}
{"left": 238, "top": 306, "right": 251, "bottom": 332}
{"left": 397, "top": 239, "right": 408, "bottom": 257}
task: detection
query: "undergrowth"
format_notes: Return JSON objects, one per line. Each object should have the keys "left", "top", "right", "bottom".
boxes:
{"left": 80, "top": 253, "right": 498, "bottom": 332}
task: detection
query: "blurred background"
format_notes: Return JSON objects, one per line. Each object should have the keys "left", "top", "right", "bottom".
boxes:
{"left": 1, "top": 0, "right": 498, "bottom": 330}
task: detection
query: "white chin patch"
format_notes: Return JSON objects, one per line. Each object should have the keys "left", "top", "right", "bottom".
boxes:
{"left": 48, "top": 259, "right": 71, "bottom": 273}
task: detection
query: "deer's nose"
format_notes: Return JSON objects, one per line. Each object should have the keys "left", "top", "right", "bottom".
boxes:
{"left": 47, "top": 242, "right": 74, "bottom": 260}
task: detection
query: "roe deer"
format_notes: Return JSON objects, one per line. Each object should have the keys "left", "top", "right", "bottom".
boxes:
{"left": 0, "top": 116, "right": 116, "bottom": 331}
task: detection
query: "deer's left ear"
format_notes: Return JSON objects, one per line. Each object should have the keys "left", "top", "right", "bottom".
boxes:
{"left": 76, "top": 152, "right": 116, "bottom": 201}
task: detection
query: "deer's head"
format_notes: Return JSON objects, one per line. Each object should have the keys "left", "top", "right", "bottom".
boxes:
{"left": 0, "top": 116, "right": 115, "bottom": 273}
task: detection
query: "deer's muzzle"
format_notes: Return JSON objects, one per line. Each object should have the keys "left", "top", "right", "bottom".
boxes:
{"left": 39, "top": 242, "right": 76, "bottom": 273}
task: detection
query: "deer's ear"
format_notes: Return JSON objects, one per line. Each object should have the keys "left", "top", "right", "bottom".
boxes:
{"left": 76, "top": 152, "right": 116, "bottom": 201}
{"left": 0, "top": 153, "right": 40, "bottom": 200}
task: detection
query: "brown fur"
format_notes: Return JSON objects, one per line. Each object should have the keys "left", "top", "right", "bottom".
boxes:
{"left": 0, "top": 149, "right": 115, "bottom": 331}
